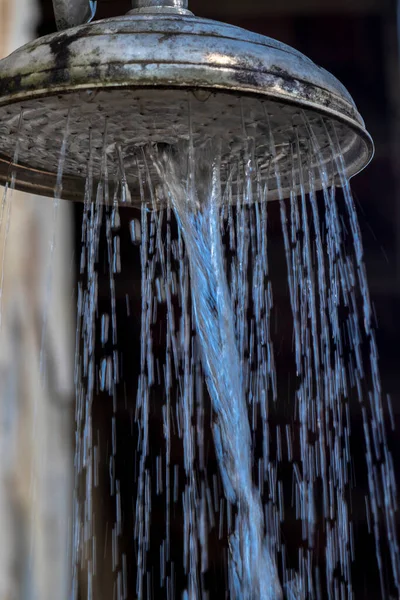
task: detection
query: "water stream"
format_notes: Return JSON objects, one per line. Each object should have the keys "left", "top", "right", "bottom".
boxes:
{"left": 151, "top": 141, "right": 282, "bottom": 599}
{"left": 65, "top": 112, "right": 400, "bottom": 599}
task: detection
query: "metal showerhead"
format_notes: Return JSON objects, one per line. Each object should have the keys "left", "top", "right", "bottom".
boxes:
{"left": 0, "top": 0, "right": 373, "bottom": 203}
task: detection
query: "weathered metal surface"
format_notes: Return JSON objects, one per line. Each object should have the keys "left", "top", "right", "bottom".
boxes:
{"left": 0, "top": 11, "right": 373, "bottom": 202}
{"left": 52, "top": 0, "right": 97, "bottom": 30}
{"left": 0, "top": 15, "right": 362, "bottom": 117}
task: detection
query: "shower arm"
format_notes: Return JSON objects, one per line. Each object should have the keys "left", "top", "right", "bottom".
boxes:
{"left": 52, "top": 0, "right": 189, "bottom": 31}
{"left": 52, "top": 0, "right": 97, "bottom": 30}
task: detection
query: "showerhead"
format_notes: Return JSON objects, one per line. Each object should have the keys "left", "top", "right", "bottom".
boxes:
{"left": 0, "top": 0, "right": 373, "bottom": 203}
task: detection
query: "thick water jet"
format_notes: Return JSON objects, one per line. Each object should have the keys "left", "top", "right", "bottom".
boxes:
{"left": 151, "top": 142, "right": 282, "bottom": 599}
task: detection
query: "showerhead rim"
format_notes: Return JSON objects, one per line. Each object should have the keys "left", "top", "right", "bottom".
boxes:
{"left": 0, "top": 12, "right": 374, "bottom": 202}
{"left": 0, "top": 85, "right": 374, "bottom": 204}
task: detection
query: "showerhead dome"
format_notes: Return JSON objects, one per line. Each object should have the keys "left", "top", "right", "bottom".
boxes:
{"left": 0, "top": 0, "right": 373, "bottom": 202}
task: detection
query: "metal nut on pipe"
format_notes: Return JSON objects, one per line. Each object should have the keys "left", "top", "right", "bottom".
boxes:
{"left": 131, "top": 0, "right": 189, "bottom": 9}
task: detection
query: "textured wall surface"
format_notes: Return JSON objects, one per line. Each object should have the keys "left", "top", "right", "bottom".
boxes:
{"left": 0, "top": 1, "right": 75, "bottom": 598}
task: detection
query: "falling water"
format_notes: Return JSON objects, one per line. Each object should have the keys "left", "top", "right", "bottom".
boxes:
{"left": 67, "top": 102, "right": 400, "bottom": 599}
{"left": 151, "top": 141, "right": 282, "bottom": 599}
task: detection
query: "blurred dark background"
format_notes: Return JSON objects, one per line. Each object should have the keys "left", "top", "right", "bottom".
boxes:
{"left": 36, "top": 0, "right": 400, "bottom": 598}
